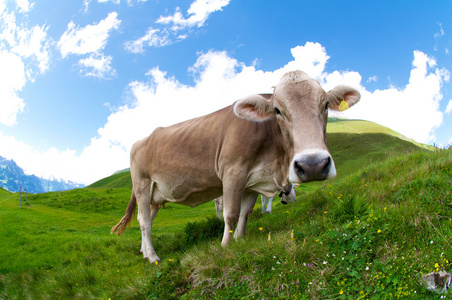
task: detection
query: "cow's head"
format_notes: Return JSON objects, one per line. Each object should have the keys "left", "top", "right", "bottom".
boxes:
{"left": 233, "top": 70, "right": 360, "bottom": 183}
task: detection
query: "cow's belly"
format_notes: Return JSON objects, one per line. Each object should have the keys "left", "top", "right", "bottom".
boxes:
{"left": 153, "top": 177, "right": 222, "bottom": 208}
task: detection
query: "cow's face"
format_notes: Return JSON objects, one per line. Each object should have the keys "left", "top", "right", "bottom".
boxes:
{"left": 234, "top": 70, "right": 360, "bottom": 183}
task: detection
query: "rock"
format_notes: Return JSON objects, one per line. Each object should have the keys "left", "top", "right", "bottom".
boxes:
{"left": 421, "top": 271, "right": 452, "bottom": 294}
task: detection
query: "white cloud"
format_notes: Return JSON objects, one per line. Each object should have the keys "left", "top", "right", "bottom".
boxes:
{"left": 157, "top": 0, "right": 230, "bottom": 30}
{"left": 57, "top": 12, "right": 120, "bottom": 79}
{"left": 125, "top": 0, "right": 230, "bottom": 52}
{"left": 98, "top": 0, "right": 120, "bottom": 4}
{"left": 0, "top": 131, "right": 127, "bottom": 185}
{"left": 283, "top": 43, "right": 330, "bottom": 78}
{"left": 124, "top": 28, "right": 172, "bottom": 53}
{"left": 1, "top": 42, "right": 450, "bottom": 184}
{"left": 446, "top": 100, "right": 452, "bottom": 115}
{"left": 434, "top": 23, "right": 445, "bottom": 39}
{"left": 0, "top": 51, "right": 25, "bottom": 126}
{"left": 333, "top": 50, "right": 450, "bottom": 144}
{"left": 0, "top": 1, "right": 53, "bottom": 126}
{"left": 84, "top": 0, "right": 147, "bottom": 11}
{"left": 98, "top": 0, "right": 146, "bottom": 4}
{"left": 57, "top": 12, "right": 121, "bottom": 58}
{"left": 367, "top": 75, "right": 377, "bottom": 83}
{"left": 78, "top": 53, "right": 116, "bottom": 78}
{"left": 10, "top": 24, "right": 52, "bottom": 74}
{"left": 14, "top": 0, "right": 33, "bottom": 13}
{"left": 0, "top": 6, "right": 52, "bottom": 76}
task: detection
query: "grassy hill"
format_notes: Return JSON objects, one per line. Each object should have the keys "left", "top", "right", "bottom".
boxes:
{"left": 88, "top": 170, "right": 132, "bottom": 189}
{"left": 0, "top": 186, "right": 10, "bottom": 197}
{"left": 1, "top": 119, "right": 450, "bottom": 299}
{"left": 87, "top": 119, "right": 425, "bottom": 191}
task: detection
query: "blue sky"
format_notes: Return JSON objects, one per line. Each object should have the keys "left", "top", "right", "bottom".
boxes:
{"left": 0, "top": 0, "right": 451, "bottom": 185}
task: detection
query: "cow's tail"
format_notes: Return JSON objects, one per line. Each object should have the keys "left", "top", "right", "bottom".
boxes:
{"left": 111, "top": 191, "right": 137, "bottom": 236}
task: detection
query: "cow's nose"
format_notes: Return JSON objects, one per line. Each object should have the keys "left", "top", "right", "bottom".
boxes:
{"left": 294, "top": 155, "right": 331, "bottom": 183}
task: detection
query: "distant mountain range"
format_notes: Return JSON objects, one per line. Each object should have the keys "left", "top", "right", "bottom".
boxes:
{"left": 0, "top": 156, "right": 84, "bottom": 193}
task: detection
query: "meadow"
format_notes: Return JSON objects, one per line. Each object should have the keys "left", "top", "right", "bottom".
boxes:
{"left": 0, "top": 120, "right": 451, "bottom": 299}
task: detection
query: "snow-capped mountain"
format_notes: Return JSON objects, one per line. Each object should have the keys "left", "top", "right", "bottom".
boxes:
{"left": 0, "top": 156, "right": 84, "bottom": 193}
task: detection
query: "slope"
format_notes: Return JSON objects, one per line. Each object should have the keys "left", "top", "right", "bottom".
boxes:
{"left": 160, "top": 147, "right": 451, "bottom": 299}
{"left": 88, "top": 170, "right": 132, "bottom": 189}
{"left": 88, "top": 119, "right": 427, "bottom": 190}
{"left": 1, "top": 145, "right": 449, "bottom": 299}
{"left": 0, "top": 186, "right": 10, "bottom": 198}
{"left": 1, "top": 119, "right": 444, "bottom": 299}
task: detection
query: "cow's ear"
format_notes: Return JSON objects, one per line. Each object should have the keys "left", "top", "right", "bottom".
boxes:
{"left": 233, "top": 94, "right": 275, "bottom": 121}
{"left": 327, "top": 85, "right": 360, "bottom": 112}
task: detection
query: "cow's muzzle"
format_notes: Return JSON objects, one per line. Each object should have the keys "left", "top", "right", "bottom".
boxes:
{"left": 289, "top": 150, "right": 336, "bottom": 183}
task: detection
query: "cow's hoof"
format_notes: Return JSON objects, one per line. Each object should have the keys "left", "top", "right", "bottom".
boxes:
{"left": 148, "top": 257, "right": 161, "bottom": 264}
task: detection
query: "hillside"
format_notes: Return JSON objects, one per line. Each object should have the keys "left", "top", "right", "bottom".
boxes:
{"left": 327, "top": 118, "right": 436, "bottom": 150}
{"left": 0, "top": 186, "right": 10, "bottom": 197}
{"left": 88, "top": 119, "right": 426, "bottom": 191}
{"left": 88, "top": 170, "right": 131, "bottom": 189}
{"left": 1, "top": 120, "right": 450, "bottom": 299}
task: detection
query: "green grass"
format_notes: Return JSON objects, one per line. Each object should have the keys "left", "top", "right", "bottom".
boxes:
{"left": 88, "top": 171, "right": 132, "bottom": 189}
{"left": 0, "top": 188, "right": 222, "bottom": 298}
{"left": 0, "top": 187, "right": 10, "bottom": 197}
{"left": 149, "top": 148, "right": 452, "bottom": 299}
{"left": 1, "top": 120, "right": 450, "bottom": 299}
{"left": 327, "top": 118, "right": 436, "bottom": 151}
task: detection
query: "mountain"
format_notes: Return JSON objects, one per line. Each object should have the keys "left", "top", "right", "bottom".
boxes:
{"left": 0, "top": 156, "right": 84, "bottom": 193}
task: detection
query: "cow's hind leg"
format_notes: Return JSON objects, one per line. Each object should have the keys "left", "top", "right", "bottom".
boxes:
{"left": 266, "top": 197, "right": 274, "bottom": 213}
{"left": 234, "top": 192, "right": 258, "bottom": 240}
{"left": 136, "top": 184, "right": 160, "bottom": 263}
{"left": 261, "top": 195, "right": 268, "bottom": 213}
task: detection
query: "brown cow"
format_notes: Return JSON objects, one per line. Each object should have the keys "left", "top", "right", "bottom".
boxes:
{"left": 112, "top": 70, "right": 360, "bottom": 263}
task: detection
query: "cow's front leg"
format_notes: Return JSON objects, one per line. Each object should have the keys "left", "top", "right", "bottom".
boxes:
{"left": 234, "top": 192, "right": 258, "bottom": 239}
{"left": 221, "top": 180, "right": 245, "bottom": 247}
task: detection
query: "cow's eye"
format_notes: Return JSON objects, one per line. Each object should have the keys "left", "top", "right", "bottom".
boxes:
{"left": 275, "top": 107, "right": 283, "bottom": 116}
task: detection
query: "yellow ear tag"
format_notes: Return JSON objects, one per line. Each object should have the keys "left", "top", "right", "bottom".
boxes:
{"left": 338, "top": 99, "right": 349, "bottom": 112}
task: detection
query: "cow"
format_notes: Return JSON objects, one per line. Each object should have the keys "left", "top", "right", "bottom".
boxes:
{"left": 213, "top": 184, "right": 298, "bottom": 219}
{"left": 261, "top": 184, "right": 298, "bottom": 214}
{"left": 111, "top": 70, "right": 360, "bottom": 263}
